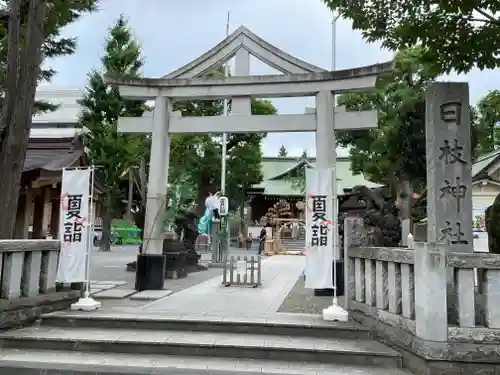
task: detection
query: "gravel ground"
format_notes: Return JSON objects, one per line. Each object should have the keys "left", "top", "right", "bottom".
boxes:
{"left": 278, "top": 275, "right": 335, "bottom": 314}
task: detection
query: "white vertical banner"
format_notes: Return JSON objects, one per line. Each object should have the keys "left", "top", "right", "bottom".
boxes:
{"left": 56, "top": 168, "right": 91, "bottom": 283}
{"left": 305, "top": 167, "right": 334, "bottom": 289}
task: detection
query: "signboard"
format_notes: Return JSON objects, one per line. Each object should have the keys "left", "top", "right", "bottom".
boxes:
{"left": 56, "top": 168, "right": 91, "bottom": 283}
{"left": 305, "top": 167, "right": 333, "bottom": 289}
{"left": 219, "top": 196, "right": 229, "bottom": 216}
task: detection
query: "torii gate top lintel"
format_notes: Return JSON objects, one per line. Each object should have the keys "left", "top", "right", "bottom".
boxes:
{"left": 104, "top": 24, "right": 393, "bottom": 100}
{"left": 163, "top": 25, "right": 327, "bottom": 79}
{"left": 105, "top": 60, "right": 393, "bottom": 101}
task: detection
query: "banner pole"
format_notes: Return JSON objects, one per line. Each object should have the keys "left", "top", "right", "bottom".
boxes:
{"left": 71, "top": 165, "right": 101, "bottom": 311}
{"left": 331, "top": 167, "right": 338, "bottom": 303}
{"left": 85, "top": 165, "right": 96, "bottom": 297}
{"left": 321, "top": 167, "right": 348, "bottom": 322}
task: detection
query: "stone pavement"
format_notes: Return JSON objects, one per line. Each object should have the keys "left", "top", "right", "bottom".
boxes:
{"left": 142, "top": 255, "right": 305, "bottom": 315}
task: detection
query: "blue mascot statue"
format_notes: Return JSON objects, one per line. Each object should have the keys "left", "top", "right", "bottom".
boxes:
{"left": 197, "top": 192, "right": 220, "bottom": 235}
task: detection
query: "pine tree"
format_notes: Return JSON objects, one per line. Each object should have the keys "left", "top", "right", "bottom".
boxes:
{"left": 0, "top": 0, "right": 98, "bottom": 238}
{"left": 278, "top": 145, "right": 287, "bottom": 157}
{"left": 79, "top": 15, "right": 147, "bottom": 251}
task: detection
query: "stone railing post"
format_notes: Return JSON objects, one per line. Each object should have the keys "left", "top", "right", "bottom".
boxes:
{"left": 344, "top": 217, "right": 366, "bottom": 305}
{"left": 1, "top": 252, "right": 24, "bottom": 299}
{"left": 40, "top": 250, "right": 59, "bottom": 293}
{"left": 414, "top": 241, "right": 448, "bottom": 342}
{"left": 22, "top": 250, "right": 43, "bottom": 297}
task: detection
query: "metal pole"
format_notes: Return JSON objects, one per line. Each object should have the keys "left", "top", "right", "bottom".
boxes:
{"left": 139, "top": 158, "right": 146, "bottom": 204}
{"left": 84, "top": 165, "right": 96, "bottom": 298}
{"left": 127, "top": 168, "right": 133, "bottom": 220}
{"left": 221, "top": 10, "right": 230, "bottom": 195}
{"left": 332, "top": 12, "right": 340, "bottom": 305}
{"left": 219, "top": 10, "right": 230, "bottom": 259}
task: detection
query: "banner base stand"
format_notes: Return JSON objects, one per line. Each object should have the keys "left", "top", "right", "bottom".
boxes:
{"left": 322, "top": 298, "right": 348, "bottom": 322}
{"left": 135, "top": 253, "right": 166, "bottom": 291}
{"left": 71, "top": 296, "right": 102, "bottom": 311}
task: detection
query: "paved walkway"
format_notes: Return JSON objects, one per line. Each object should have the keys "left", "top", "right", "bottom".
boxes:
{"left": 142, "top": 255, "right": 305, "bottom": 316}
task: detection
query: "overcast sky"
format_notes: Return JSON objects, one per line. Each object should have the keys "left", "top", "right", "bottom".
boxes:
{"left": 43, "top": 0, "right": 500, "bottom": 157}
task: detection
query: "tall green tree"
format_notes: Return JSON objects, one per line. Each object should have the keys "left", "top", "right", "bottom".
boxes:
{"left": 278, "top": 145, "right": 287, "bottom": 157}
{"left": 338, "top": 46, "right": 484, "bottom": 220}
{"left": 323, "top": 0, "right": 500, "bottom": 74}
{"left": 337, "top": 47, "right": 440, "bottom": 220}
{"left": 475, "top": 90, "right": 500, "bottom": 155}
{"left": 0, "top": 0, "right": 98, "bottom": 238}
{"left": 79, "top": 15, "right": 147, "bottom": 251}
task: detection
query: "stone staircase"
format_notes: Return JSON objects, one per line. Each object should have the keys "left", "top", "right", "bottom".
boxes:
{"left": 0, "top": 311, "right": 412, "bottom": 374}
{"left": 281, "top": 232, "right": 306, "bottom": 254}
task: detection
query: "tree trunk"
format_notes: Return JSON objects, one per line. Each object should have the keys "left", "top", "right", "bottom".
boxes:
{"left": 0, "top": 0, "right": 46, "bottom": 239}
{"left": 126, "top": 168, "right": 133, "bottom": 220}
{"left": 99, "top": 203, "right": 113, "bottom": 252}
{"left": 239, "top": 184, "right": 245, "bottom": 234}
{"left": 196, "top": 176, "right": 212, "bottom": 217}
{"left": 139, "top": 158, "right": 146, "bottom": 201}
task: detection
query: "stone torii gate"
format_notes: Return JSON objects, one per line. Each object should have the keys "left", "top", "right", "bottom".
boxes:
{"left": 108, "top": 26, "right": 392, "bottom": 290}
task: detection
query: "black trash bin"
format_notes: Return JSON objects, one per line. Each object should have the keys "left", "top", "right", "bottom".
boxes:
{"left": 313, "top": 259, "right": 345, "bottom": 297}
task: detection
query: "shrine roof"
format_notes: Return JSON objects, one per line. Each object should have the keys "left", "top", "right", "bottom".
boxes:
{"left": 24, "top": 136, "right": 85, "bottom": 172}
{"left": 24, "top": 136, "right": 108, "bottom": 194}
{"left": 472, "top": 149, "right": 500, "bottom": 181}
{"left": 251, "top": 156, "right": 380, "bottom": 196}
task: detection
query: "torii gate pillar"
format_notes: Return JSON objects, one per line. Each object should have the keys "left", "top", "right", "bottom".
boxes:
{"left": 135, "top": 97, "right": 172, "bottom": 291}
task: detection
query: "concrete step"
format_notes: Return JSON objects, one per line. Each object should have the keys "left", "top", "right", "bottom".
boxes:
{"left": 0, "top": 349, "right": 412, "bottom": 375}
{"left": 282, "top": 245, "right": 305, "bottom": 251}
{"left": 281, "top": 243, "right": 306, "bottom": 250}
{"left": 281, "top": 241, "right": 305, "bottom": 248}
{"left": 0, "top": 326, "right": 402, "bottom": 368}
{"left": 40, "top": 311, "right": 372, "bottom": 340}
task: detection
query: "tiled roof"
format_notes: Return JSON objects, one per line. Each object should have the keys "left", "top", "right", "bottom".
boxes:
{"left": 24, "top": 137, "right": 84, "bottom": 172}
{"left": 251, "top": 156, "right": 380, "bottom": 196}
{"left": 472, "top": 149, "right": 500, "bottom": 180}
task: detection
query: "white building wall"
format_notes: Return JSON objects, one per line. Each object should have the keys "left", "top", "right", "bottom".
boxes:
{"left": 31, "top": 87, "right": 83, "bottom": 138}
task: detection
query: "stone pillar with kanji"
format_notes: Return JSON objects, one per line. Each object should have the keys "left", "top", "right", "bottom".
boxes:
{"left": 425, "top": 82, "right": 473, "bottom": 253}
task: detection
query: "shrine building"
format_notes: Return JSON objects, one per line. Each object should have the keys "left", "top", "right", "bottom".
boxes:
{"left": 246, "top": 154, "right": 379, "bottom": 224}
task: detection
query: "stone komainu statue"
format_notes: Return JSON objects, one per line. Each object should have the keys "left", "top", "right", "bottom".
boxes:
{"left": 350, "top": 185, "right": 402, "bottom": 247}
{"left": 486, "top": 194, "right": 500, "bottom": 254}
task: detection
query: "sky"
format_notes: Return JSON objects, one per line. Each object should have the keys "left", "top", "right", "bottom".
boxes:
{"left": 42, "top": 0, "right": 500, "bottom": 157}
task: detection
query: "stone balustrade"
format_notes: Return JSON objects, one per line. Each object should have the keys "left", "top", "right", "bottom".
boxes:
{"left": 0, "top": 240, "right": 81, "bottom": 328}
{"left": 0, "top": 240, "right": 59, "bottom": 299}
{"left": 344, "top": 217, "right": 500, "bottom": 374}
{"left": 346, "top": 246, "right": 416, "bottom": 334}
{"left": 444, "top": 251, "right": 500, "bottom": 338}
{"left": 346, "top": 242, "right": 500, "bottom": 336}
